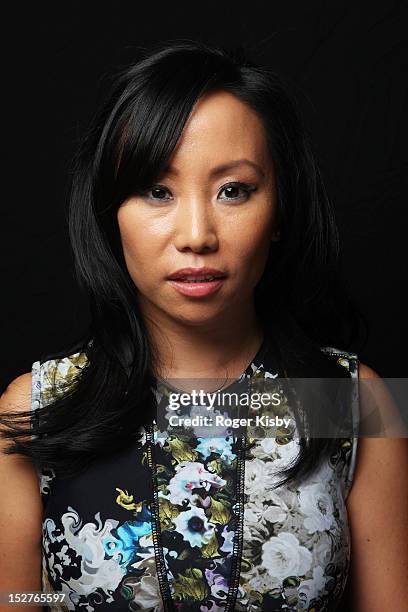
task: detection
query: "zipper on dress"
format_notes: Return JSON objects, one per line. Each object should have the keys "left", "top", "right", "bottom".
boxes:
{"left": 145, "top": 422, "right": 176, "bottom": 611}
{"left": 223, "top": 376, "right": 251, "bottom": 612}
{"left": 223, "top": 433, "right": 246, "bottom": 612}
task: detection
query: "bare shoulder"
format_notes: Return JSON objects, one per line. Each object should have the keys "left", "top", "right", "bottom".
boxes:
{"left": 0, "top": 371, "right": 32, "bottom": 415}
{"left": 346, "top": 361, "right": 408, "bottom": 608}
{"left": 349, "top": 361, "right": 408, "bottom": 488}
{"left": 358, "top": 362, "right": 379, "bottom": 378}
{"left": 357, "top": 360, "right": 406, "bottom": 436}
{"left": 0, "top": 371, "right": 43, "bottom": 590}
{"left": 0, "top": 371, "right": 33, "bottom": 465}
{"left": 348, "top": 361, "right": 408, "bottom": 493}
{"left": 0, "top": 369, "right": 38, "bottom": 486}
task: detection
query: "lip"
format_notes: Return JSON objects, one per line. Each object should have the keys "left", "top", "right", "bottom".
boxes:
{"left": 167, "top": 267, "right": 227, "bottom": 281}
{"left": 168, "top": 278, "right": 225, "bottom": 297}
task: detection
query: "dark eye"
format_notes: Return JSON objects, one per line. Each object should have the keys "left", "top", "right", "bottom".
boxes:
{"left": 143, "top": 185, "right": 172, "bottom": 201}
{"left": 218, "top": 182, "right": 257, "bottom": 202}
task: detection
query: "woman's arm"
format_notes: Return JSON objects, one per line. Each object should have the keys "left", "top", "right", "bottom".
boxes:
{"left": 346, "top": 362, "right": 408, "bottom": 611}
{"left": 0, "top": 372, "right": 43, "bottom": 611}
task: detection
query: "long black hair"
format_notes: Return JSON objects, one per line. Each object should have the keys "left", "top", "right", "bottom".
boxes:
{"left": 1, "top": 39, "right": 366, "bottom": 484}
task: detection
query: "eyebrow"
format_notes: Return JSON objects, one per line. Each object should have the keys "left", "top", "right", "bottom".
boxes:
{"left": 163, "top": 158, "right": 265, "bottom": 178}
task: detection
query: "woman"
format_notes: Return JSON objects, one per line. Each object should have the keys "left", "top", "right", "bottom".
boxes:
{"left": 1, "top": 40, "right": 407, "bottom": 611}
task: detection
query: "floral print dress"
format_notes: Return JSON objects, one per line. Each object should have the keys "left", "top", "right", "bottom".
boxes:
{"left": 31, "top": 339, "right": 359, "bottom": 611}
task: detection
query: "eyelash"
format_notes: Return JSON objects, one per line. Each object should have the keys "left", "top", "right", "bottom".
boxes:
{"left": 141, "top": 181, "right": 257, "bottom": 203}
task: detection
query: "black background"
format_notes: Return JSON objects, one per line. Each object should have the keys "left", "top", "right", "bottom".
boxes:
{"left": 1, "top": 0, "right": 407, "bottom": 391}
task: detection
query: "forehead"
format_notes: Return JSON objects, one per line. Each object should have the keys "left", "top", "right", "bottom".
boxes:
{"left": 170, "top": 90, "right": 270, "bottom": 169}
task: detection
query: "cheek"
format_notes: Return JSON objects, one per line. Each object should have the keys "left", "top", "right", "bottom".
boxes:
{"left": 231, "top": 234, "right": 271, "bottom": 280}
{"left": 229, "top": 212, "right": 273, "bottom": 272}
{"left": 117, "top": 211, "right": 161, "bottom": 283}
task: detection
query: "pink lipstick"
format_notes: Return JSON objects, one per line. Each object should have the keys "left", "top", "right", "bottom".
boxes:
{"left": 167, "top": 267, "right": 227, "bottom": 298}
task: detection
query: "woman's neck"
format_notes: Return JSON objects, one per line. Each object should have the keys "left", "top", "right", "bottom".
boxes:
{"left": 144, "top": 307, "right": 264, "bottom": 380}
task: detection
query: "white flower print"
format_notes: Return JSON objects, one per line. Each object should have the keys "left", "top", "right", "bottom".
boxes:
{"left": 251, "top": 437, "right": 300, "bottom": 473}
{"left": 220, "top": 525, "right": 234, "bottom": 552}
{"left": 311, "top": 531, "right": 333, "bottom": 568}
{"left": 196, "top": 436, "right": 236, "bottom": 464}
{"left": 247, "top": 566, "right": 277, "bottom": 593}
{"left": 43, "top": 510, "right": 125, "bottom": 607}
{"left": 160, "top": 461, "right": 226, "bottom": 506}
{"left": 261, "top": 532, "right": 313, "bottom": 583}
{"left": 298, "top": 565, "right": 327, "bottom": 607}
{"left": 173, "top": 506, "right": 216, "bottom": 548}
{"left": 245, "top": 458, "right": 277, "bottom": 497}
{"left": 298, "top": 483, "right": 335, "bottom": 533}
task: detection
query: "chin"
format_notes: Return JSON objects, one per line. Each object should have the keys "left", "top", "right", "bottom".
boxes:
{"left": 170, "top": 307, "right": 227, "bottom": 326}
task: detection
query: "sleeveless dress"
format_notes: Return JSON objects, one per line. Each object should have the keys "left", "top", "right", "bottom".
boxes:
{"left": 30, "top": 339, "right": 359, "bottom": 612}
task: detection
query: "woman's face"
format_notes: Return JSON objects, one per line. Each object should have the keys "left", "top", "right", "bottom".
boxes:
{"left": 117, "top": 90, "right": 278, "bottom": 328}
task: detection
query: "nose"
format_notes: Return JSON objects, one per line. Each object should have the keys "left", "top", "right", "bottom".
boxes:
{"left": 173, "top": 196, "right": 219, "bottom": 253}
